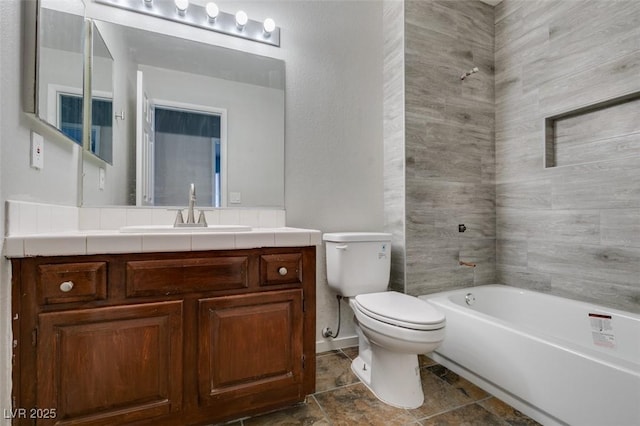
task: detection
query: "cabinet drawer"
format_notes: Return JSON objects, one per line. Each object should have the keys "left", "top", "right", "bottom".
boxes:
{"left": 126, "top": 256, "right": 249, "bottom": 297}
{"left": 37, "top": 262, "right": 107, "bottom": 305}
{"left": 260, "top": 253, "right": 302, "bottom": 286}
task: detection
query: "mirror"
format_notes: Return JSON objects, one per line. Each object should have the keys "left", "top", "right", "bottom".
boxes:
{"left": 83, "top": 20, "right": 285, "bottom": 208}
{"left": 36, "top": 0, "right": 86, "bottom": 144}
{"left": 88, "top": 23, "right": 114, "bottom": 163}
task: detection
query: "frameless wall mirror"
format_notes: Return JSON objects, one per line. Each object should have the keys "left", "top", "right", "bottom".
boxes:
{"left": 36, "top": 0, "right": 87, "bottom": 146}
{"left": 83, "top": 20, "right": 285, "bottom": 208}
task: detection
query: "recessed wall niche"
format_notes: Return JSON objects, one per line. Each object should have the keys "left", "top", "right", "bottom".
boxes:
{"left": 544, "top": 91, "right": 640, "bottom": 168}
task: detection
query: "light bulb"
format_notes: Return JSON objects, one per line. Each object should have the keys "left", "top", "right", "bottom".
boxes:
{"left": 235, "top": 10, "right": 248, "bottom": 30}
{"left": 174, "top": 0, "right": 189, "bottom": 15}
{"left": 263, "top": 18, "right": 276, "bottom": 36}
{"left": 205, "top": 2, "right": 219, "bottom": 21}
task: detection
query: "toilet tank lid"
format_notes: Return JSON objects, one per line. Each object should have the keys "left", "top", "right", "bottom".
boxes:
{"left": 323, "top": 232, "right": 392, "bottom": 242}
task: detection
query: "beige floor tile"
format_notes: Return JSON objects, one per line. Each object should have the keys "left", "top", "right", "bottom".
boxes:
{"left": 421, "top": 403, "right": 505, "bottom": 426}
{"left": 478, "top": 397, "right": 541, "bottom": 426}
{"left": 243, "top": 397, "right": 330, "bottom": 426}
{"left": 419, "top": 354, "right": 438, "bottom": 368}
{"left": 409, "top": 369, "right": 474, "bottom": 419}
{"left": 341, "top": 346, "right": 359, "bottom": 360}
{"left": 427, "top": 365, "right": 489, "bottom": 401}
{"left": 315, "top": 351, "right": 360, "bottom": 392}
{"left": 314, "top": 383, "right": 418, "bottom": 426}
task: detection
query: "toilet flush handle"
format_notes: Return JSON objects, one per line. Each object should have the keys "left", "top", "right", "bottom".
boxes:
{"left": 335, "top": 244, "right": 348, "bottom": 250}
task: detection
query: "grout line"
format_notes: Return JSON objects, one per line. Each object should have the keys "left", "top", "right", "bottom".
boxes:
{"left": 338, "top": 347, "right": 355, "bottom": 358}
{"left": 316, "top": 349, "right": 343, "bottom": 358}
{"left": 312, "top": 380, "right": 362, "bottom": 396}
{"left": 310, "top": 394, "right": 334, "bottom": 426}
{"left": 417, "top": 399, "right": 487, "bottom": 422}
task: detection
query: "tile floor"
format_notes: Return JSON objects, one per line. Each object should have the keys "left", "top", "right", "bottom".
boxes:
{"left": 221, "top": 347, "right": 540, "bottom": 426}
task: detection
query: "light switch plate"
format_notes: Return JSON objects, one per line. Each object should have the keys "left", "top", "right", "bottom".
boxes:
{"left": 31, "top": 131, "right": 44, "bottom": 169}
{"left": 99, "top": 168, "right": 106, "bottom": 190}
{"left": 229, "top": 192, "right": 242, "bottom": 204}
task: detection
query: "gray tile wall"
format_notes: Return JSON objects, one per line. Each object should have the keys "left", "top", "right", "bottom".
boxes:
{"left": 384, "top": 0, "right": 639, "bottom": 313}
{"left": 495, "top": 0, "right": 640, "bottom": 313}
{"left": 383, "top": 0, "right": 406, "bottom": 293}
{"left": 403, "top": 0, "right": 496, "bottom": 296}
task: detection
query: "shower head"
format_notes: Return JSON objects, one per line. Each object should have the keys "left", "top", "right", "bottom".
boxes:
{"left": 460, "top": 67, "right": 479, "bottom": 81}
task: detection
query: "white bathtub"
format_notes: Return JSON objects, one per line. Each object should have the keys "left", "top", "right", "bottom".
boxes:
{"left": 421, "top": 285, "right": 640, "bottom": 426}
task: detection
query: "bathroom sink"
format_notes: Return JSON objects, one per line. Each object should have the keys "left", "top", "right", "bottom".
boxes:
{"left": 120, "top": 224, "right": 252, "bottom": 233}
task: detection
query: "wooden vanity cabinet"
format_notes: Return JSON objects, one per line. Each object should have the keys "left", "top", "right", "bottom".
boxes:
{"left": 11, "top": 247, "right": 316, "bottom": 426}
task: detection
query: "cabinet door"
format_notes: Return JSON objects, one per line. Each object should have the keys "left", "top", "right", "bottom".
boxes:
{"left": 37, "top": 301, "right": 183, "bottom": 426}
{"left": 198, "top": 289, "right": 304, "bottom": 413}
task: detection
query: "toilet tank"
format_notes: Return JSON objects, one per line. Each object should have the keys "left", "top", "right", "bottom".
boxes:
{"left": 323, "top": 232, "right": 392, "bottom": 297}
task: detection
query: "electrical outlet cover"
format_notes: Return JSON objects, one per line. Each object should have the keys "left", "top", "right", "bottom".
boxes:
{"left": 31, "top": 131, "right": 44, "bottom": 169}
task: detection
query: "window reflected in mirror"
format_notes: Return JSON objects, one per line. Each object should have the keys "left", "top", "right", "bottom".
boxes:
{"left": 37, "top": 2, "right": 85, "bottom": 139}
{"left": 88, "top": 22, "right": 115, "bottom": 163}
{"left": 58, "top": 94, "right": 113, "bottom": 163}
{"left": 154, "top": 107, "right": 222, "bottom": 207}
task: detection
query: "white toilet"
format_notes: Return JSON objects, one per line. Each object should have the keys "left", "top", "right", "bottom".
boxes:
{"left": 323, "top": 232, "right": 445, "bottom": 409}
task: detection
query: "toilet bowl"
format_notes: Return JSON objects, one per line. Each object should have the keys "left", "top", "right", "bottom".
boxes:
{"left": 323, "top": 232, "right": 446, "bottom": 409}
{"left": 348, "top": 291, "right": 445, "bottom": 409}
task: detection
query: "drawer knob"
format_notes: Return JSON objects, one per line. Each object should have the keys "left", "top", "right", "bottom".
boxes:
{"left": 278, "top": 267, "right": 288, "bottom": 276}
{"left": 59, "top": 281, "right": 74, "bottom": 292}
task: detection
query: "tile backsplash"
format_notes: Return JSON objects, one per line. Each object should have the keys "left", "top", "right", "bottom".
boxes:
{"left": 6, "top": 201, "right": 78, "bottom": 235}
{"left": 5, "top": 200, "right": 286, "bottom": 236}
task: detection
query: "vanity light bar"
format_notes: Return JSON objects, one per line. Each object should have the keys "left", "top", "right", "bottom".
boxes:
{"left": 94, "top": 0, "right": 280, "bottom": 47}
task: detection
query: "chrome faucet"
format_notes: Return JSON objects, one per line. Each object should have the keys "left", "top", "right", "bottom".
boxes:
{"left": 187, "top": 183, "right": 196, "bottom": 224}
{"left": 174, "top": 183, "right": 208, "bottom": 227}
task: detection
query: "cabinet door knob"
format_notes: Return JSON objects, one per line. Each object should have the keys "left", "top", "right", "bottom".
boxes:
{"left": 278, "top": 267, "right": 288, "bottom": 276}
{"left": 59, "top": 281, "right": 74, "bottom": 292}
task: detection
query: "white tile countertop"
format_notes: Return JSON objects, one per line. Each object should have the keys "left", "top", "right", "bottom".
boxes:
{"left": 4, "top": 200, "right": 321, "bottom": 258}
{"left": 4, "top": 228, "right": 322, "bottom": 258}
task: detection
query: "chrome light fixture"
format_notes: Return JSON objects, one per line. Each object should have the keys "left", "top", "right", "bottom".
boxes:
{"left": 95, "top": 0, "right": 281, "bottom": 47}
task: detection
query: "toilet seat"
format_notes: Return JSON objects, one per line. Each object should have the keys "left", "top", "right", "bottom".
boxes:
{"left": 353, "top": 291, "right": 445, "bottom": 330}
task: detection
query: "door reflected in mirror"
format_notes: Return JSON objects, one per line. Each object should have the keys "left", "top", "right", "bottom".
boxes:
{"left": 83, "top": 20, "right": 285, "bottom": 208}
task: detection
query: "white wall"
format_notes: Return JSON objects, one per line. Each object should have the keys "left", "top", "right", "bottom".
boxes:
{"left": 0, "top": 0, "right": 385, "bottom": 416}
